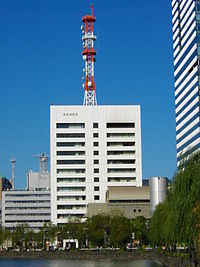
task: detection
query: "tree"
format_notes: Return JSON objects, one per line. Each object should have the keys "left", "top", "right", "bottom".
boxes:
{"left": 87, "top": 214, "right": 111, "bottom": 247}
{"left": 110, "top": 215, "right": 131, "bottom": 249}
{"left": 12, "top": 224, "right": 29, "bottom": 250}
{"left": 149, "top": 152, "right": 200, "bottom": 255}
{"left": 132, "top": 216, "right": 149, "bottom": 245}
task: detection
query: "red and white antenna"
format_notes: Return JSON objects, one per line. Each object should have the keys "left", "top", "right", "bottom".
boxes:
{"left": 81, "top": 4, "right": 97, "bottom": 106}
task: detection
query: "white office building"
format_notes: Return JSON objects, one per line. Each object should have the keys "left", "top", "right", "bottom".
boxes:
{"left": 172, "top": 0, "right": 200, "bottom": 164}
{"left": 50, "top": 105, "right": 142, "bottom": 225}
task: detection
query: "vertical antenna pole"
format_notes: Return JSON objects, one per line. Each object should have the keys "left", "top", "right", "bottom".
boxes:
{"left": 81, "top": 4, "right": 97, "bottom": 106}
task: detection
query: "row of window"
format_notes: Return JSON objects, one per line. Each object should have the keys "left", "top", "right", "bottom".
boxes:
{"left": 57, "top": 178, "right": 86, "bottom": 183}
{"left": 57, "top": 195, "right": 99, "bottom": 201}
{"left": 5, "top": 207, "right": 50, "bottom": 210}
{"left": 57, "top": 205, "right": 86, "bottom": 210}
{"left": 5, "top": 220, "right": 50, "bottom": 223}
{"left": 56, "top": 159, "right": 135, "bottom": 165}
{"left": 56, "top": 123, "right": 135, "bottom": 129}
{"left": 57, "top": 160, "right": 85, "bottom": 165}
{"left": 5, "top": 200, "right": 50, "bottom": 204}
{"left": 57, "top": 187, "right": 85, "bottom": 192}
{"left": 57, "top": 151, "right": 85, "bottom": 156}
{"left": 107, "top": 168, "right": 136, "bottom": 173}
{"left": 57, "top": 186, "right": 100, "bottom": 192}
{"left": 56, "top": 132, "right": 135, "bottom": 139}
{"left": 56, "top": 133, "right": 135, "bottom": 138}
{"left": 5, "top": 194, "right": 50, "bottom": 198}
{"left": 57, "top": 142, "right": 85, "bottom": 147}
{"left": 108, "top": 177, "right": 136, "bottom": 182}
{"left": 5, "top": 213, "right": 51, "bottom": 217}
{"left": 57, "top": 177, "right": 136, "bottom": 183}
{"left": 57, "top": 196, "right": 86, "bottom": 201}
{"left": 57, "top": 142, "right": 135, "bottom": 147}
{"left": 57, "top": 214, "right": 84, "bottom": 219}
{"left": 57, "top": 169, "right": 85, "bottom": 174}
{"left": 57, "top": 168, "right": 136, "bottom": 174}
{"left": 57, "top": 150, "right": 135, "bottom": 156}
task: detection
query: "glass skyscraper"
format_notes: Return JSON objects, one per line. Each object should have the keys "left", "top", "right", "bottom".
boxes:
{"left": 172, "top": 0, "right": 200, "bottom": 164}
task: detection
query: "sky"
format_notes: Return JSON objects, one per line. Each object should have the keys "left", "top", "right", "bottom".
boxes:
{"left": 0, "top": 0, "right": 176, "bottom": 189}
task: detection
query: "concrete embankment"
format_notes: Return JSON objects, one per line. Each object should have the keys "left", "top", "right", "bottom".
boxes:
{"left": 0, "top": 250, "right": 199, "bottom": 266}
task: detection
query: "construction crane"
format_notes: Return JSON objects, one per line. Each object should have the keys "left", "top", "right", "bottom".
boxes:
{"left": 10, "top": 157, "right": 16, "bottom": 189}
{"left": 34, "top": 153, "right": 49, "bottom": 173}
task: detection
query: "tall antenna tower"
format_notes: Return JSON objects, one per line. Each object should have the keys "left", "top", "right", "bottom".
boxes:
{"left": 34, "top": 153, "right": 49, "bottom": 174}
{"left": 81, "top": 4, "right": 97, "bottom": 106}
{"left": 10, "top": 158, "right": 16, "bottom": 189}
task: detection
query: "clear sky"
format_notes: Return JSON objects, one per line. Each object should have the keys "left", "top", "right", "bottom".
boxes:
{"left": 0, "top": 0, "right": 176, "bottom": 189}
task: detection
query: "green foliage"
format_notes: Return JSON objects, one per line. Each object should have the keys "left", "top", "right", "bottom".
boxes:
{"left": 132, "top": 216, "right": 149, "bottom": 245}
{"left": 110, "top": 215, "right": 131, "bottom": 248}
{"left": 87, "top": 214, "right": 111, "bottom": 247}
{"left": 149, "top": 152, "right": 200, "bottom": 250}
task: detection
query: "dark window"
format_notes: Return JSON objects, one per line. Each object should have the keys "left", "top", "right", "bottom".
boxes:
{"left": 57, "top": 151, "right": 85, "bottom": 156}
{"left": 94, "top": 195, "right": 99, "bottom": 200}
{"left": 57, "top": 133, "right": 85, "bottom": 138}
{"left": 107, "top": 123, "right": 135, "bottom": 128}
{"left": 94, "top": 160, "right": 99, "bottom": 164}
{"left": 93, "top": 142, "right": 99, "bottom": 147}
{"left": 94, "top": 169, "right": 99, "bottom": 173}
{"left": 93, "top": 133, "right": 98, "bottom": 138}
{"left": 57, "top": 142, "right": 85, "bottom": 147}
{"left": 107, "top": 142, "right": 135, "bottom": 147}
{"left": 93, "top": 123, "right": 98, "bottom": 128}
{"left": 138, "top": 209, "right": 141, "bottom": 213}
{"left": 94, "top": 177, "right": 99, "bottom": 182}
{"left": 57, "top": 160, "right": 85, "bottom": 165}
{"left": 107, "top": 159, "right": 135, "bottom": 164}
{"left": 94, "top": 186, "right": 99, "bottom": 191}
{"left": 56, "top": 123, "right": 85, "bottom": 129}
{"left": 94, "top": 151, "right": 99, "bottom": 155}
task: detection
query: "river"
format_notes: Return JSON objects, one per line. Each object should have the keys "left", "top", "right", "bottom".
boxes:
{"left": 0, "top": 259, "right": 165, "bottom": 267}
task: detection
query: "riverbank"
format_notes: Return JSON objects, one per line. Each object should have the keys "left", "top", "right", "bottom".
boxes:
{"left": 0, "top": 250, "right": 198, "bottom": 267}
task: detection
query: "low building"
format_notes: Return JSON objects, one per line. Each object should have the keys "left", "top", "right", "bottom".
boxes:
{"left": 87, "top": 185, "right": 150, "bottom": 219}
{"left": 1, "top": 168, "right": 51, "bottom": 232}
{"left": 1, "top": 190, "right": 51, "bottom": 232}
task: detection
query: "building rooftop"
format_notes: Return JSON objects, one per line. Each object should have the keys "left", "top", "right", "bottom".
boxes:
{"left": 107, "top": 186, "right": 150, "bottom": 201}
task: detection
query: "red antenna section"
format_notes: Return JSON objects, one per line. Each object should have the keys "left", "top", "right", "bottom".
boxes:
{"left": 81, "top": 4, "right": 97, "bottom": 106}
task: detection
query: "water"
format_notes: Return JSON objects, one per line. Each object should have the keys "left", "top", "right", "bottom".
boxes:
{"left": 0, "top": 259, "right": 165, "bottom": 267}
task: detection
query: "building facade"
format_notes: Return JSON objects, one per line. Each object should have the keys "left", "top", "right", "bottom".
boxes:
{"left": 87, "top": 186, "right": 150, "bottom": 219}
{"left": 2, "top": 190, "right": 51, "bottom": 231}
{"left": 50, "top": 105, "right": 142, "bottom": 225}
{"left": 172, "top": 0, "right": 200, "bottom": 164}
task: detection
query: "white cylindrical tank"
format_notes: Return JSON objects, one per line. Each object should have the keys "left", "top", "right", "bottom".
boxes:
{"left": 149, "top": 177, "right": 168, "bottom": 216}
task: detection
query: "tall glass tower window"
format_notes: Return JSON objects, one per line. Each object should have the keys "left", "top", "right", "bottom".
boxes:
{"left": 172, "top": 0, "right": 200, "bottom": 164}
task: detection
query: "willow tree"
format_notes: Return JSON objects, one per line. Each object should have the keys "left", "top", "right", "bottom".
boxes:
{"left": 150, "top": 152, "right": 200, "bottom": 251}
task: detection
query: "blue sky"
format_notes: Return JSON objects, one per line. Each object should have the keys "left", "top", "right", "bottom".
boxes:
{"left": 0, "top": 0, "right": 176, "bottom": 189}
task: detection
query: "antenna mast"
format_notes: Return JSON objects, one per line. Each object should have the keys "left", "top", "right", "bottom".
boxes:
{"left": 81, "top": 4, "right": 97, "bottom": 106}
